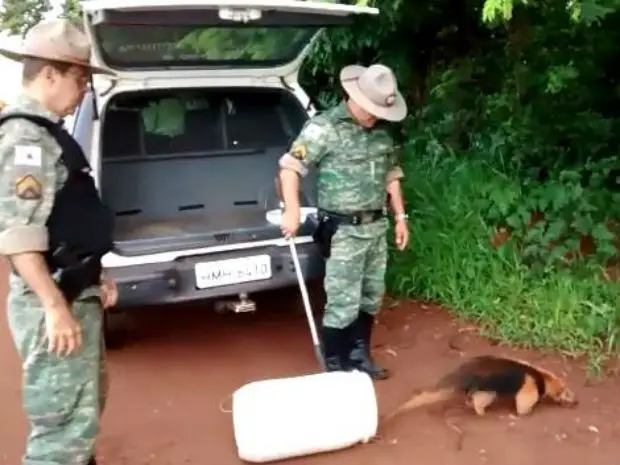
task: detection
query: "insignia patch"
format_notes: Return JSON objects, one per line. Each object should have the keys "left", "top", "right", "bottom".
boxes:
{"left": 13, "top": 145, "right": 42, "bottom": 167}
{"left": 15, "top": 174, "right": 42, "bottom": 200}
{"left": 291, "top": 145, "right": 307, "bottom": 161}
{"left": 291, "top": 145, "right": 308, "bottom": 161}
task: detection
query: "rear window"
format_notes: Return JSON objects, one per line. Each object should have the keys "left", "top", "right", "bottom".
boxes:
{"left": 101, "top": 88, "right": 308, "bottom": 159}
{"left": 94, "top": 26, "right": 318, "bottom": 69}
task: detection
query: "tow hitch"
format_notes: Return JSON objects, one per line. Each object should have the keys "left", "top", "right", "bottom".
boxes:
{"left": 214, "top": 293, "right": 257, "bottom": 314}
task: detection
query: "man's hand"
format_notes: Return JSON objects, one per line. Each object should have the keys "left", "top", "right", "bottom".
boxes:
{"left": 44, "top": 304, "right": 82, "bottom": 356}
{"left": 386, "top": 181, "right": 408, "bottom": 251}
{"left": 100, "top": 273, "right": 118, "bottom": 309}
{"left": 8, "top": 252, "right": 82, "bottom": 355}
{"left": 394, "top": 219, "right": 409, "bottom": 251}
{"left": 281, "top": 208, "right": 301, "bottom": 239}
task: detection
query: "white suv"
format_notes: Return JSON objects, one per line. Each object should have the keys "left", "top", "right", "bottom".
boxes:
{"left": 70, "top": 0, "right": 378, "bottom": 330}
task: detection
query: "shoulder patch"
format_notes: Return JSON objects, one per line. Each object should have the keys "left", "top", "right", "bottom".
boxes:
{"left": 15, "top": 173, "right": 42, "bottom": 200}
{"left": 291, "top": 144, "right": 307, "bottom": 160}
{"left": 13, "top": 145, "right": 42, "bottom": 167}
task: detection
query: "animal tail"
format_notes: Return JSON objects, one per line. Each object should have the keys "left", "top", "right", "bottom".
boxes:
{"left": 380, "top": 387, "right": 456, "bottom": 426}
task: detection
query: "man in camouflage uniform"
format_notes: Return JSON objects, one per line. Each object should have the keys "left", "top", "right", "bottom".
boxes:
{"left": 278, "top": 64, "right": 410, "bottom": 380}
{"left": 0, "top": 20, "right": 118, "bottom": 465}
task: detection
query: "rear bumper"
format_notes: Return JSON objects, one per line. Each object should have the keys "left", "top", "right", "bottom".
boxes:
{"left": 106, "top": 241, "right": 325, "bottom": 309}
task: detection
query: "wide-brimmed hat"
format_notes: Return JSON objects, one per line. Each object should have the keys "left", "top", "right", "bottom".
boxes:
{"left": 0, "top": 19, "right": 116, "bottom": 76}
{"left": 340, "top": 64, "right": 407, "bottom": 122}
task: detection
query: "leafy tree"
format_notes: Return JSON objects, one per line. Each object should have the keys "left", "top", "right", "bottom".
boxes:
{"left": 61, "top": 0, "right": 83, "bottom": 23}
{"left": 0, "top": 0, "right": 82, "bottom": 37}
{"left": 0, "top": 0, "right": 51, "bottom": 37}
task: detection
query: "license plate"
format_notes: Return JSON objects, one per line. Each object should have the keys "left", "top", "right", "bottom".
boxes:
{"left": 194, "top": 255, "right": 272, "bottom": 289}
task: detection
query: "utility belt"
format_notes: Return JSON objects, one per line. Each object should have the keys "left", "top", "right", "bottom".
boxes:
{"left": 46, "top": 243, "right": 105, "bottom": 304}
{"left": 312, "top": 208, "right": 386, "bottom": 259}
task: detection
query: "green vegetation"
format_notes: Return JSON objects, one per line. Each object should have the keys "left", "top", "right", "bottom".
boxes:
{"left": 299, "top": 0, "right": 620, "bottom": 368}
{"left": 0, "top": 0, "right": 78, "bottom": 36}
{"left": 0, "top": 0, "right": 51, "bottom": 37}
{"left": 387, "top": 142, "right": 620, "bottom": 369}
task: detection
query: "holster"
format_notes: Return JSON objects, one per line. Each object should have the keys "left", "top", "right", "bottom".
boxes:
{"left": 312, "top": 214, "right": 341, "bottom": 259}
{"left": 46, "top": 245, "right": 103, "bottom": 303}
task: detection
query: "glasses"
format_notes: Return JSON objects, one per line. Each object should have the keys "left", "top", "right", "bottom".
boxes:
{"left": 68, "top": 66, "right": 91, "bottom": 88}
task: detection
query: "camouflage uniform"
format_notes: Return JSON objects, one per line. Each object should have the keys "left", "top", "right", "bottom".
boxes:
{"left": 0, "top": 94, "right": 106, "bottom": 465}
{"left": 279, "top": 101, "right": 404, "bottom": 380}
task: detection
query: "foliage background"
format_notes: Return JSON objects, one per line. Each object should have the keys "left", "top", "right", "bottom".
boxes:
{"left": 298, "top": 0, "right": 620, "bottom": 369}
{"left": 2, "top": 0, "right": 619, "bottom": 368}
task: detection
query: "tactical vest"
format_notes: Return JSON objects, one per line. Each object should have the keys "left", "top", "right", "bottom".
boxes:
{"left": 0, "top": 113, "right": 115, "bottom": 272}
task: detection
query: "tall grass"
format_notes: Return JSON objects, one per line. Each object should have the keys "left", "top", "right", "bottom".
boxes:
{"left": 386, "top": 147, "right": 620, "bottom": 364}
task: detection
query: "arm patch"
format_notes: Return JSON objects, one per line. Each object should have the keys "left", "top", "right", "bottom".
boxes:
{"left": 15, "top": 173, "right": 43, "bottom": 200}
{"left": 291, "top": 144, "right": 307, "bottom": 160}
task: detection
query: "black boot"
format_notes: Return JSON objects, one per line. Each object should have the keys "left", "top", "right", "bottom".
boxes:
{"left": 320, "top": 325, "right": 351, "bottom": 372}
{"left": 348, "top": 312, "right": 389, "bottom": 380}
{"left": 87, "top": 457, "right": 97, "bottom": 465}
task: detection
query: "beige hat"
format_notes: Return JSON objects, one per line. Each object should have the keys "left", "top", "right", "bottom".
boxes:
{"left": 340, "top": 64, "right": 407, "bottom": 122}
{"left": 0, "top": 18, "right": 115, "bottom": 76}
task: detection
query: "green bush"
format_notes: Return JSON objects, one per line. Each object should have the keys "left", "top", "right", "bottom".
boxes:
{"left": 294, "top": 0, "right": 620, "bottom": 368}
{"left": 386, "top": 139, "right": 620, "bottom": 363}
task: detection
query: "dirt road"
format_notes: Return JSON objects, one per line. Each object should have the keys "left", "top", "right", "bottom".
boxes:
{"left": 0, "top": 264, "right": 619, "bottom": 465}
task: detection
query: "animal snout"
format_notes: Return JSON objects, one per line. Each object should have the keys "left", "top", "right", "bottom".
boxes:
{"left": 560, "top": 390, "right": 578, "bottom": 406}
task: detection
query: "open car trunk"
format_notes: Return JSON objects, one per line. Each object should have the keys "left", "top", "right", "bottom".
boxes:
{"left": 100, "top": 87, "right": 317, "bottom": 256}
{"left": 86, "top": 0, "right": 379, "bottom": 256}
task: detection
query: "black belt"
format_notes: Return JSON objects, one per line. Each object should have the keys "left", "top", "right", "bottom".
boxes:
{"left": 318, "top": 209, "right": 386, "bottom": 226}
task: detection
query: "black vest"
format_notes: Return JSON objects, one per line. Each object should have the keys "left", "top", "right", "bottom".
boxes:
{"left": 0, "top": 112, "right": 115, "bottom": 270}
